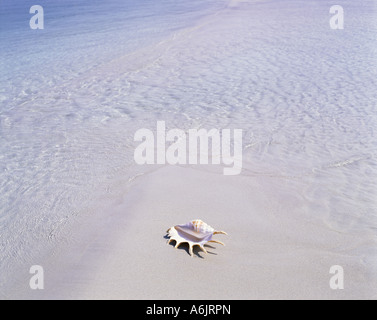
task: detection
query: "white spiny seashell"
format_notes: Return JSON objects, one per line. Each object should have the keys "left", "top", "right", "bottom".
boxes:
{"left": 166, "top": 220, "right": 227, "bottom": 257}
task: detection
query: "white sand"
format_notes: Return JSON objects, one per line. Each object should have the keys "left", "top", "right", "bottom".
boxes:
{"left": 11, "top": 165, "right": 375, "bottom": 300}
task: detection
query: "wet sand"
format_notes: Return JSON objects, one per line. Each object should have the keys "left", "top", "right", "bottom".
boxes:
{"left": 15, "top": 165, "right": 376, "bottom": 300}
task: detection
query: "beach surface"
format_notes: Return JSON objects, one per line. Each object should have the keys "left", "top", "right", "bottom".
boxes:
{"left": 10, "top": 165, "right": 376, "bottom": 299}
{"left": 1, "top": 0, "right": 377, "bottom": 299}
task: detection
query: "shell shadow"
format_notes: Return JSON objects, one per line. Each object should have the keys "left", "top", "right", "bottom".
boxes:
{"left": 163, "top": 235, "right": 217, "bottom": 258}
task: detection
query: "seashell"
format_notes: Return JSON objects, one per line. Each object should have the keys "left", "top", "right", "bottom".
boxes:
{"left": 166, "top": 220, "right": 227, "bottom": 257}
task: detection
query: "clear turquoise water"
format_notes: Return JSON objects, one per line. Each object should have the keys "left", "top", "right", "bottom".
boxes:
{"left": 0, "top": 0, "right": 228, "bottom": 285}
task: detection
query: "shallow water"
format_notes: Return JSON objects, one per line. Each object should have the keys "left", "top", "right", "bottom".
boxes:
{"left": 1, "top": 0, "right": 377, "bottom": 297}
{"left": 0, "top": 0, "right": 229, "bottom": 287}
